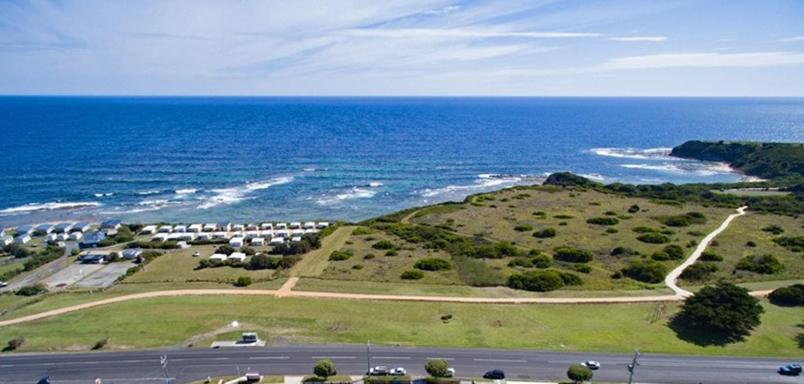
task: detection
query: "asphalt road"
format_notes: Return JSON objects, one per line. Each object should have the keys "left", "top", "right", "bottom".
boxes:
{"left": 0, "top": 344, "right": 798, "bottom": 384}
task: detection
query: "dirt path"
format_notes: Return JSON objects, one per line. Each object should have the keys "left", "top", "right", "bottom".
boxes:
{"left": 0, "top": 206, "right": 764, "bottom": 328}
{"left": 665, "top": 206, "right": 747, "bottom": 297}
{"left": 288, "top": 226, "right": 355, "bottom": 277}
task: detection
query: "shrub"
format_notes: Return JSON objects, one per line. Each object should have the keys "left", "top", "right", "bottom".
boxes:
{"left": 571, "top": 264, "right": 592, "bottom": 274}
{"left": 745, "top": 240, "right": 757, "bottom": 247}
{"left": 313, "top": 359, "right": 337, "bottom": 379}
{"left": 699, "top": 250, "right": 723, "bottom": 261}
{"left": 605, "top": 228, "right": 618, "bottom": 234}
{"left": 400, "top": 270, "right": 424, "bottom": 280}
{"left": 637, "top": 233, "right": 671, "bottom": 244}
{"left": 532, "top": 228, "right": 556, "bottom": 238}
{"left": 658, "top": 212, "right": 706, "bottom": 227}
{"left": 425, "top": 359, "right": 451, "bottom": 378}
{"left": 761, "top": 224, "right": 784, "bottom": 235}
{"left": 675, "top": 282, "right": 763, "bottom": 341}
{"left": 610, "top": 246, "right": 636, "bottom": 256}
{"left": 352, "top": 227, "right": 373, "bottom": 236}
{"left": 363, "top": 253, "right": 376, "bottom": 260}
{"left": 508, "top": 257, "right": 533, "bottom": 268}
{"left": 329, "top": 250, "right": 354, "bottom": 261}
{"left": 507, "top": 270, "right": 565, "bottom": 292}
{"left": 385, "top": 250, "right": 398, "bottom": 256}
{"left": 768, "top": 284, "right": 804, "bottom": 306}
{"left": 248, "top": 254, "right": 281, "bottom": 270}
{"left": 632, "top": 226, "right": 659, "bottom": 233}
{"left": 735, "top": 254, "right": 784, "bottom": 274}
{"left": 680, "top": 263, "right": 718, "bottom": 281}
{"left": 15, "top": 284, "right": 47, "bottom": 296}
{"left": 352, "top": 264, "right": 363, "bottom": 270}
{"left": 279, "top": 255, "right": 301, "bottom": 269}
{"left": 215, "top": 245, "right": 235, "bottom": 255}
{"left": 531, "top": 254, "right": 552, "bottom": 268}
{"left": 513, "top": 224, "right": 533, "bottom": 232}
{"left": 553, "top": 246, "right": 593, "bottom": 263}
{"left": 567, "top": 363, "right": 593, "bottom": 383}
{"left": 233, "top": 276, "right": 252, "bottom": 287}
{"left": 372, "top": 240, "right": 395, "bottom": 250}
{"left": 92, "top": 337, "right": 110, "bottom": 350}
{"left": 5, "top": 338, "right": 24, "bottom": 351}
{"left": 241, "top": 246, "right": 256, "bottom": 256}
{"left": 621, "top": 260, "right": 666, "bottom": 283}
{"left": 773, "top": 236, "right": 804, "bottom": 252}
{"left": 651, "top": 244, "right": 686, "bottom": 261}
{"left": 415, "top": 258, "right": 451, "bottom": 271}
{"left": 627, "top": 204, "right": 640, "bottom": 213}
{"left": 586, "top": 217, "right": 619, "bottom": 226}
{"left": 560, "top": 271, "right": 583, "bottom": 285}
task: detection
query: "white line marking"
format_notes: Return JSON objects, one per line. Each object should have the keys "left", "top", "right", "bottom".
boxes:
{"left": 427, "top": 357, "right": 454, "bottom": 361}
{"left": 375, "top": 356, "right": 411, "bottom": 360}
{"left": 473, "top": 358, "right": 527, "bottom": 363}
{"left": 312, "top": 356, "right": 356, "bottom": 359}
{"left": 250, "top": 356, "right": 290, "bottom": 360}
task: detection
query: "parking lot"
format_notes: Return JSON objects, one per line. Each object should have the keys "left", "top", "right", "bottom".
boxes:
{"left": 75, "top": 261, "right": 135, "bottom": 288}
{"left": 41, "top": 261, "right": 135, "bottom": 290}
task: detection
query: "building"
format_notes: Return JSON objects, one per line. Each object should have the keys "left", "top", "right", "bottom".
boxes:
{"left": 233, "top": 224, "right": 245, "bottom": 231}
{"left": 176, "top": 241, "right": 190, "bottom": 249}
{"left": 35, "top": 223, "right": 55, "bottom": 235}
{"left": 79, "top": 252, "right": 106, "bottom": 264}
{"left": 79, "top": 231, "right": 107, "bottom": 249}
{"left": 71, "top": 222, "right": 90, "bottom": 232}
{"left": 16, "top": 225, "right": 33, "bottom": 235}
{"left": 218, "top": 222, "right": 232, "bottom": 232}
{"left": 1, "top": 236, "right": 14, "bottom": 246}
{"left": 188, "top": 224, "right": 203, "bottom": 233}
{"left": 151, "top": 233, "right": 169, "bottom": 242}
{"left": 158, "top": 225, "right": 173, "bottom": 233}
{"left": 140, "top": 225, "right": 158, "bottom": 234}
{"left": 303, "top": 222, "right": 316, "bottom": 229}
{"left": 15, "top": 234, "right": 31, "bottom": 244}
{"left": 173, "top": 225, "right": 188, "bottom": 233}
{"left": 203, "top": 223, "right": 217, "bottom": 232}
{"left": 291, "top": 236, "right": 302, "bottom": 242}
{"left": 250, "top": 237, "right": 265, "bottom": 246}
{"left": 100, "top": 219, "right": 122, "bottom": 230}
{"left": 229, "top": 237, "right": 244, "bottom": 248}
{"left": 209, "top": 253, "right": 227, "bottom": 262}
{"left": 270, "top": 237, "right": 284, "bottom": 245}
{"left": 260, "top": 223, "right": 273, "bottom": 230}
{"left": 54, "top": 222, "right": 74, "bottom": 233}
{"left": 45, "top": 233, "right": 58, "bottom": 242}
{"left": 289, "top": 222, "right": 302, "bottom": 229}
{"left": 275, "top": 223, "right": 287, "bottom": 230}
{"left": 245, "top": 230, "right": 259, "bottom": 239}
{"left": 196, "top": 233, "right": 211, "bottom": 241}
{"left": 316, "top": 222, "right": 330, "bottom": 229}
{"left": 228, "top": 252, "right": 246, "bottom": 263}
{"left": 122, "top": 249, "right": 142, "bottom": 260}
{"left": 57, "top": 233, "right": 70, "bottom": 241}
{"left": 246, "top": 223, "right": 259, "bottom": 231}
{"left": 68, "top": 232, "right": 83, "bottom": 241}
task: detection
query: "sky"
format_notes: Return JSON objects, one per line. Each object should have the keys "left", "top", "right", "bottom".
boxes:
{"left": 1, "top": 0, "right": 803, "bottom": 96}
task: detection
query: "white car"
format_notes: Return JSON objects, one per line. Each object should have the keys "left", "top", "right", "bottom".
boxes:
{"left": 445, "top": 368, "right": 456, "bottom": 377}
{"left": 192, "top": 251, "right": 200, "bottom": 257}
{"left": 390, "top": 367, "right": 407, "bottom": 376}
{"left": 0, "top": 281, "right": 7, "bottom": 288}
{"left": 582, "top": 361, "right": 601, "bottom": 370}
{"left": 368, "top": 366, "right": 389, "bottom": 376}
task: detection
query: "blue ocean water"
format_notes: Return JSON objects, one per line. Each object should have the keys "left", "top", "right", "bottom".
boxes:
{"left": 0, "top": 97, "right": 802, "bottom": 226}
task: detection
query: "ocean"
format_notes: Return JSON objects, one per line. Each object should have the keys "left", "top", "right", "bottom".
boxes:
{"left": 1, "top": 97, "right": 802, "bottom": 226}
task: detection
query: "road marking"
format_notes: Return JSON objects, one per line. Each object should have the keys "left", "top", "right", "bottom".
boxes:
{"left": 473, "top": 358, "right": 527, "bottom": 363}
{"left": 312, "top": 356, "right": 356, "bottom": 359}
{"left": 427, "top": 357, "right": 454, "bottom": 361}
{"left": 375, "top": 356, "right": 411, "bottom": 360}
{"left": 250, "top": 356, "right": 290, "bottom": 360}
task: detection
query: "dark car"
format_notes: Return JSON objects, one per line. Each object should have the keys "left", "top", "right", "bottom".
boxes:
{"left": 483, "top": 369, "right": 506, "bottom": 380}
{"left": 37, "top": 377, "right": 50, "bottom": 384}
{"left": 778, "top": 363, "right": 802, "bottom": 376}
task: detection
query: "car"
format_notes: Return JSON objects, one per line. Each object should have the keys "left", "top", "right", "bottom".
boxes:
{"left": 582, "top": 361, "right": 601, "bottom": 370}
{"left": 0, "top": 281, "right": 7, "bottom": 288}
{"left": 368, "top": 366, "right": 389, "bottom": 376}
{"left": 192, "top": 251, "right": 200, "bottom": 257}
{"left": 390, "top": 367, "right": 407, "bottom": 376}
{"left": 37, "top": 377, "right": 50, "bottom": 384}
{"left": 778, "top": 363, "right": 802, "bottom": 376}
{"left": 483, "top": 369, "right": 505, "bottom": 380}
{"left": 445, "top": 368, "right": 456, "bottom": 377}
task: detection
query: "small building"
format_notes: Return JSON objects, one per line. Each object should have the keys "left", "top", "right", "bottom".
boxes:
{"left": 55, "top": 222, "right": 74, "bottom": 233}
{"left": 233, "top": 224, "right": 245, "bottom": 231}
{"left": 173, "top": 225, "right": 187, "bottom": 233}
{"left": 196, "top": 233, "right": 211, "bottom": 241}
{"left": 79, "top": 253, "right": 106, "bottom": 264}
{"left": 245, "top": 230, "right": 259, "bottom": 239}
{"left": 140, "top": 225, "right": 158, "bottom": 234}
{"left": 15, "top": 234, "right": 32, "bottom": 244}
{"left": 289, "top": 222, "right": 302, "bottom": 229}
{"left": 275, "top": 229, "right": 289, "bottom": 238}
{"left": 250, "top": 237, "right": 265, "bottom": 246}
{"left": 260, "top": 230, "right": 274, "bottom": 238}
{"left": 121, "top": 249, "right": 142, "bottom": 260}
{"left": 218, "top": 222, "right": 232, "bottom": 232}
{"left": 291, "top": 229, "right": 305, "bottom": 236}
{"left": 303, "top": 222, "right": 316, "bottom": 229}
{"left": 176, "top": 241, "right": 190, "bottom": 249}
{"left": 316, "top": 222, "right": 330, "bottom": 229}
{"left": 57, "top": 233, "right": 70, "bottom": 241}
{"left": 158, "top": 225, "right": 173, "bottom": 233}
{"left": 229, "top": 237, "right": 244, "bottom": 248}
{"left": 212, "top": 231, "right": 228, "bottom": 239}
{"left": 304, "top": 228, "right": 319, "bottom": 234}
{"left": 35, "top": 223, "right": 55, "bottom": 235}
{"left": 228, "top": 252, "right": 246, "bottom": 262}
{"left": 79, "top": 231, "right": 106, "bottom": 249}
{"left": 16, "top": 225, "right": 33, "bottom": 235}
{"left": 241, "top": 332, "right": 259, "bottom": 343}
{"left": 291, "top": 236, "right": 302, "bottom": 242}
{"left": 275, "top": 223, "right": 287, "bottom": 230}
{"left": 246, "top": 223, "right": 259, "bottom": 231}
{"left": 71, "top": 222, "right": 90, "bottom": 233}
{"left": 203, "top": 223, "right": 217, "bottom": 232}
{"left": 188, "top": 224, "right": 203, "bottom": 233}
{"left": 45, "top": 233, "right": 58, "bottom": 242}
{"left": 68, "top": 231, "right": 83, "bottom": 241}
{"left": 260, "top": 223, "right": 273, "bottom": 230}
{"left": 1, "top": 236, "right": 13, "bottom": 246}
{"left": 270, "top": 237, "right": 284, "bottom": 245}
{"left": 209, "top": 253, "right": 227, "bottom": 262}
{"left": 100, "top": 219, "right": 122, "bottom": 230}
{"left": 151, "top": 233, "right": 169, "bottom": 242}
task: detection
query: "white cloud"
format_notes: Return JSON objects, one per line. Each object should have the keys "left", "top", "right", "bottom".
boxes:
{"left": 342, "top": 28, "right": 602, "bottom": 39}
{"left": 608, "top": 36, "right": 667, "bottom": 42}
{"left": 599, "top": 51, "right": 804, "bottom": 70}
{"left": 779, "top": 36, "right": 804, "bottom": 42}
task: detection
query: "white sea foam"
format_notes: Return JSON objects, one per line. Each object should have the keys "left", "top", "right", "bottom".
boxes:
{"left": 93, "top": 192, "right": 114, "bottom": 198}
{"left": 368, "top": 181, "right": 384, "bottom": 188}
{"left": 590, "top": 147, "right": 673, "bottom": 160}
{"left": 137, "top": 190, "right": 161, "bottom": 195}
{"left": 174, "top": 188, "right": 198, "bottom": 195}
{"left": 0, "top": 201, "right": 101, "bottom": 215}
{"left": 198, "top": 176, "right": 294, "bottom": 209}
{"left": 418, "top": 174, "right": 526, "bottom": 198}
{"left": 577, "top": 173, "right": 605, "bottom": 181}
{"left": 621, "top": 161, "right": 735, "bottom": 176}
{"left": 316, "top": 187, "right": 377, "bottom": 206}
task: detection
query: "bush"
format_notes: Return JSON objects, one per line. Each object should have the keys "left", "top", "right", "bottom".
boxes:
{"left": 269, "top": 234, "right": 322, "bottom": 256}
{"left": 507, "top": 270, "right": 565, "bottom": 292}
{"left": 507, "top": 257, "right": 533, "bottom": 268}
{"left": 768, "top": 284, "right": 804, "bottom": 306}
{"left": 215, "top": 245, "right": 235, "bottom": 255}
{"left": 241, "top": 246, "right": 256, "bottom": 256}
{"left": 610, "top": 246, "right": 636, "bottom": 256}
{"left": 400, "top": 270, "right": 424, "bottom": 280}
{"left": 329, "top": 250, "right": 354, "bottom": 261}
{"left": 385, "top": 250, "right": 398, "bottom": 256}
{"left": 735, "top": 254, "right": 784, "bottom": 274}
{"left": 761, "top": 224, "right": 784, "bottom": 235}
{"left": 15, "top": 284, "right": 47, "bottom": 296}
{"left": 313, "top": 359, "right": 337, "bottom": 379}
{"left": 560, "top": 271, "right": 583, "bottom": 285}
{"left": 363, "top": 253, "right": 376, "bottom": 260}
{"left": 567, "top": 363, "right": 593, "bottom": 383}
{"left": 92, "top": 337, "right": 110, "bottom": 350}
{"left": 248, "top": 254, "right": 281, "bottom": 270}
{"left": 632, "top": 226, "right": 659, "bottom": 233}
{"left": 513, "top": 224, "right": 533, "bottom": 232}
{"left": 675, "top": 282, "right": 763, "bottom": 341}
{"left": 532, "top": 228, "right": 556, "bottom": 238}
{"left": 352, "top": 264, "right": 363, "bottom": 270}
{"left": 699, "top": 250, "right": 723, "bottom": 262}
{"left": 531, "top": 254, "right": 552, "bottom": 268}
{"left": 680, "top": 263, "right": 718, "bottom": 281}
{"left": 352, "top": 227, "right": 373, "bottom": 236}
{"left": 745, "top": 240, "right": 757, "bottom": 247}
{"left": 651, "top": 244, "right": 685, "bottom": 261}
{"left": 621, "top": 260, "right": 666, "bottom": 283}
{"left": 571, "top": 264, "right": 592, "bottom": 274}
{"left": 5, "top": 338, "right": 24, "bottom": 352}
{"left": 279, "top": 255, "right": 301, "bottom": 269}
{"left": 773, "top": 236, "right": 804, "bottom": 252}
{"left": 628, "top": 204, "right": 640, "bottom": 213}
{"left": 233, "top": 276, "right": 252, "bottom": 287}
{"left": 586, "top": 217, "right": 619, "bottom": 226}
{"left": 372, "top": 240, "right": 395, "bottom": 250}
{"left": 637, "top": 233, "right": 671, "bottom": 244}
{"left": 425, "top": 359, "right": 451, "bottom": 378}
{"left": 659, "top": 212, "right": 707, "bottom": 227}
{"left": 414, "top": 258, "right": 451, "bottom": 271}
{"left": 553, "top": 246, "right": 593, "bottom": 263}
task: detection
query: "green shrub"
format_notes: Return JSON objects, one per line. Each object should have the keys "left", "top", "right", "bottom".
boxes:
{"left": 680, "top": 263, "right": 718, "bottom": 281}
{"left": 508, "top": 257, "right": 533, "bottom": 268}
{"left": 15, "top": 284, "right": 47, "bottom": 296}
{"left": 414, "top": 258, "right": 451, "bottom": 271}
{"left": 532, "top": 228, "right": 556, "bottom": 238}
{"left": 621, "top": 260, "right": 667, "bottom": 283}
{"left": 400, "top": 270, "right": 424, "bottom": 280}
{"left": 735, "top": 254, "right": 784, "bottom": 274}
{"left": 651, "top": 244, "right": 686, "bottom": 261}
{"left": 553, "top": 246, "right": 593, "bottom": 263}
{"left": 215, "top": 245, "right": 235, "bottom": 255}
{"left": 658, "top": 212, "right": 706, "bottom": 227}
{"left": 507, "top": 270, "right": 565, "bottom": 292}
{"left": 372, "top": 240, "right": 396, "bottom": 250}
{"left": 425, "top": 359, "right": 451, "bottom": 378}
{"left": 605, "top": 228, "right": 619, "bottom": 234}
{"left": 773, "top": 236, "right": 804, "bottom": 252}
{"left": 610, "top": 246, "right": 637, "bottom": 256}
{"left": 352, "top": 227, "right": 373, "bottom": 236}
{"left": 761, "top": 224, "right": 784, "bottom": 235}
{"left": 92, "top": 337, "right": 110, "bottom": 350}
{"left": 329, "top": 250, "right": 354, "bottom": 261}
{"left": 567, "top": 363, "right": 593, "bottom": 383}
{"left": 768, "top": 284, "right": 804, "bottom": 306}
{"left": 452, "top": 257, "right": 504, "bottom": 286}
{"left": 352, "top": 264, "right": 364, "bottom": 270}
{"left": 745, "top": 240, "right": 757, "bottom": 247}
{"left": 385, "top": 250, "right": 398, "bottom": 256}
{"left": 248, "top": 254, "right": 281, "bottom": 270}
{"left": 513, "top": 224, "right": 533, "bottom": 232}
{"left": 676, "top": 281, "right": 763, "bottom": 341}
{"left": 279, "top": 255, "right": 301, "bottom": 269}
{"left": 699, "top": 250, "right": 723, "bottom": 261}
{"left": 531, "top": 254, "right": 552, "bottom": 268}
{"left": 586, "top": 217, "right": 619, "bottom": 226}
{"left": 313, "top": 359, "right": 337, "bottom": 378}
{"left": 363, "top": 253, "right": 376, "bottom": 260}
{"left": 637, "top": 233, "right": 671, "bottom": 244}
{"left": 559, "top": 271, "right": 583, "bottom": 285}
{"left": 628, "top": 204, "right": 640, "bottom": 213}
{"left": 571, "top": 264, "right": 592, "bottom": 274}
{"left": 632, "top": 226, "right": 659, "bottom": 233}
{"left": 5, "top": 338, "right": 25, "bottom": 352}
{"left": 233, "top": 276, "right": 252, "bottom": 287}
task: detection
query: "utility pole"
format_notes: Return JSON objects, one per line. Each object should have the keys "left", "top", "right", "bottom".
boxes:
{"left": 627, "top": 349, "right": 640, "bottom": 384}
{"left": 160, "top": 354, "right": 170, "bottom": 384}
{"left": 367, "top": 340, "right": 372, "bottom": 375}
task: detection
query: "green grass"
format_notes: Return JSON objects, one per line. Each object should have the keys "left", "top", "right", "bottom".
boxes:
{"left": 0, "top": 295, "right": 801, "bottom": 357}
{"left": 290, "top": 226, "right": 356, "bottom": 277}
{"left": 0, "top": 259, "right": 24, "bottom": 277}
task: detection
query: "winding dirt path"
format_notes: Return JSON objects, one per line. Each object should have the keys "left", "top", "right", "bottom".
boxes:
{"left": 0, "top": 207, "right": 760, "bottom": 328}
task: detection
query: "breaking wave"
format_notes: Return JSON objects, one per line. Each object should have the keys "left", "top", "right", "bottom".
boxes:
{"left": 590, "top": 147, "right": 673, "bottom": 160}
{"left": 197, "top": 176, "right": 294, "bottom": 209}
{"left": 316, "top": 187, "right": 378, "bottom": 206}
{"left": 93, "top": 192, "right": 114, "bottom": 198}
{"left": 174, "top": 188, "right": 198, "bottom": 195}
{"left": 0, "top": 201, "right": 101, "bottom": 215}
{"left": 621, "top": 161, "right": 735, "bottom": 176}
{"left": 417, "top": 174, "right": 533, "bottom": 199}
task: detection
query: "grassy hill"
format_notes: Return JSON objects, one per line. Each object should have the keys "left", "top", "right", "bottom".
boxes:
{"left": 671, "top": 140, "right": 804, "bottom": 183}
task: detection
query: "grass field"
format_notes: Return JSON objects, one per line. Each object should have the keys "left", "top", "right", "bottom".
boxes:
{"left": 0, "top": 259, "right": 24, "bottom": 277}
{"left": 291, "top": 226, "right": 356, "bottom": 277}
{"left": 0, "top": 295, "right": 800, "bottom": 356}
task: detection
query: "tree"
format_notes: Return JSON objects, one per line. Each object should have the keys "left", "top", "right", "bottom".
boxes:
{"left": 675, "top": 281, "right": 764, "bottom": 342}
{"left": 4, "top": 337, "right": 24, "bottom": 352}
{"left": 313, "top": 359, "right": 337, "bottom": 379}
{"left": 425, "top": 359, "right": 450, "bottom": 378}
{"left": 566, "top": 363, "right": 593, "bottom": 383}
{"left": 233, "top": 276, "right": 252, "bottom": 287}
{"left": 768, "top": 283, "right": 804, "bottom": 306}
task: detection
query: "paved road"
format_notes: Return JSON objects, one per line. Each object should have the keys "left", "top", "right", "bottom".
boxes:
{"left": 0, "top": 345, "right": 797, "bottom": 384}
{"left": 1, "top": 242, "right": 77, "bottom": 293}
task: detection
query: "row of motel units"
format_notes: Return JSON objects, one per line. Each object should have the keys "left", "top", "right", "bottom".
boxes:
{"left": 146, "top": 223, "right": 329, "bottom": 243}
{"left": 6, "top": 220, "right": 97, "bottom": 245}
